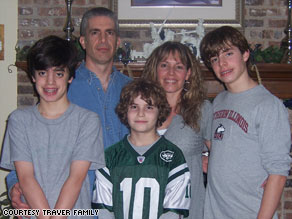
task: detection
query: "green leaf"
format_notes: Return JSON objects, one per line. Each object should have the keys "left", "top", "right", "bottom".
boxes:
{"left": 0, "top": 192, "right": 7, "bottom": 198}
{"left": 0, "top": 199, "right": 10, "bottom": 205}
{"left": 250, "top": 45, "right": 285, "bottom": 63}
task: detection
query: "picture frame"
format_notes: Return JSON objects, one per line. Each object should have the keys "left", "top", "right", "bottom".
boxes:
{"left": 131, "top": 0, "right": 222, "bottom": 7}
{"left": 0, "top": 24, "right": 4, "bottom": 60}
{"left": 110, "top": 0, "right": 243, "bottom": 29}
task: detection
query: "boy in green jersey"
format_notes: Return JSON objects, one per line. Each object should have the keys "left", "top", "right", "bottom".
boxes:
{"left": 92, "top": 79, "right": 191, "bottom": 219}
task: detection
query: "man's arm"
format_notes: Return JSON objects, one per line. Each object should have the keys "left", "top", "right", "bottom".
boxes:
{"left": 14, "top": 161, "right": 50, "bottom": 219}
{"left": 257, "top": 174, "right": 287, "bottom": 219}
{"left": 52, "top": 160, "right": 91, "bottom": 219}
{"left": 6, "top": 170, "right": 18, "bottom": 196}
{"left": 88, "top": 170, "right": 96, "bottom": 198}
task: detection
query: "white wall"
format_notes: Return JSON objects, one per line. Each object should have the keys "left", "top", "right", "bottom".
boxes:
{"left": 0, "top": 0, "right": 18, "bottom": 195}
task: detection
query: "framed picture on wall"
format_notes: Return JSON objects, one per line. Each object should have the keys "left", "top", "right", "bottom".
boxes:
{"left": 110, "top": 0, "right": 243, "bottom": 29}
{"left": 131, "top": 0, "right": 222, "bottom": 7}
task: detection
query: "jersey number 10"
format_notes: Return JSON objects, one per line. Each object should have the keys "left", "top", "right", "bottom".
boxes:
{"left": 120, "top": 178, "right": 160, "bottom": 219}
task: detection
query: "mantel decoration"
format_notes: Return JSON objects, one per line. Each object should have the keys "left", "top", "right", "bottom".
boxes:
{"left": 131, "top": 18, "right": 205, "bottom": 60}
{"left": 63, "top": 0, "right": 75, "bottom": 41}
{"left": 281, "top": 0, "right": 292, "bottom": 63}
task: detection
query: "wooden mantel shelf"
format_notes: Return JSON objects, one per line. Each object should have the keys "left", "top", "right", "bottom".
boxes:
{"left": 15, "top": 61, "right": 292, "bottom": 99}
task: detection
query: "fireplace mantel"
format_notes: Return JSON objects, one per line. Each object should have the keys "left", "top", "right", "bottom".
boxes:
{"left": 15, "top": 61, "right": 292, "bottom": 99}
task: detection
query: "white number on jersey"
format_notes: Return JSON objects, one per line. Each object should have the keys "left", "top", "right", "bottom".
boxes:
{"left": 120, "top": 177, "right": 160, "bottom": 218}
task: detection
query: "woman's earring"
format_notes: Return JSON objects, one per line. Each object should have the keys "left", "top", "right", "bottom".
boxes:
{"left": 184, "top": 80, "right": 190, "bottom": 91}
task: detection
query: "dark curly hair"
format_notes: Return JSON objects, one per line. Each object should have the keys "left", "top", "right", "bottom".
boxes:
{"left": 116, "top": 79, "right": 171, "bottom": 129}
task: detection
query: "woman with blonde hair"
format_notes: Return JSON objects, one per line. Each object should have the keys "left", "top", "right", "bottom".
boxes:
{"left": 142, "top": 41, "right": 212, "bottom": 219}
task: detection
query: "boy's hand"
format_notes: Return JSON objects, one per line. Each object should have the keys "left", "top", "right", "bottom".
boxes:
{"left": 10, "top": 182, "right": 30, "bottom": 209}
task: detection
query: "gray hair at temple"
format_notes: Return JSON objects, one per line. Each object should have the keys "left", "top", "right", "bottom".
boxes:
{"left": 80, "top": 7, "right": 119, "bottom": 37}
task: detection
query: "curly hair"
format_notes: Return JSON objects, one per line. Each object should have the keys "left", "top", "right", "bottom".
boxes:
{"left": 141, "top": 41, "right": 206, "bottom": 131}
{"left": 116, "top": 79, "right": 171, "bottom": 129}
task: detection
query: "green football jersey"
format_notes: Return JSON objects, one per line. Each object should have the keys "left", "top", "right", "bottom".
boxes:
{"left": 92, "top": 135, "right": 191, "bottom": 219}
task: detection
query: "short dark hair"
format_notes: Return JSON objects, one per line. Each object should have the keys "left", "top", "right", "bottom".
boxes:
{"left": 116, "top": 79, "right": 171, "bottom": 129}
{"left": 80, "top": 7, "right": 119, "bottom": 37}
{"left": 200, "top": 26, "right": 250, "bottom": 71}
{"left": 27, "top": 35, "right": 78, "bottom": 79}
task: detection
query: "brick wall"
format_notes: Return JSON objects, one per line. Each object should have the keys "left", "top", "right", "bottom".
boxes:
{"left": 16, "top": 0, "right": 292, "bottom": 218}
{"left": 245, "top": 0, "right": 288, "bottom": 48}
